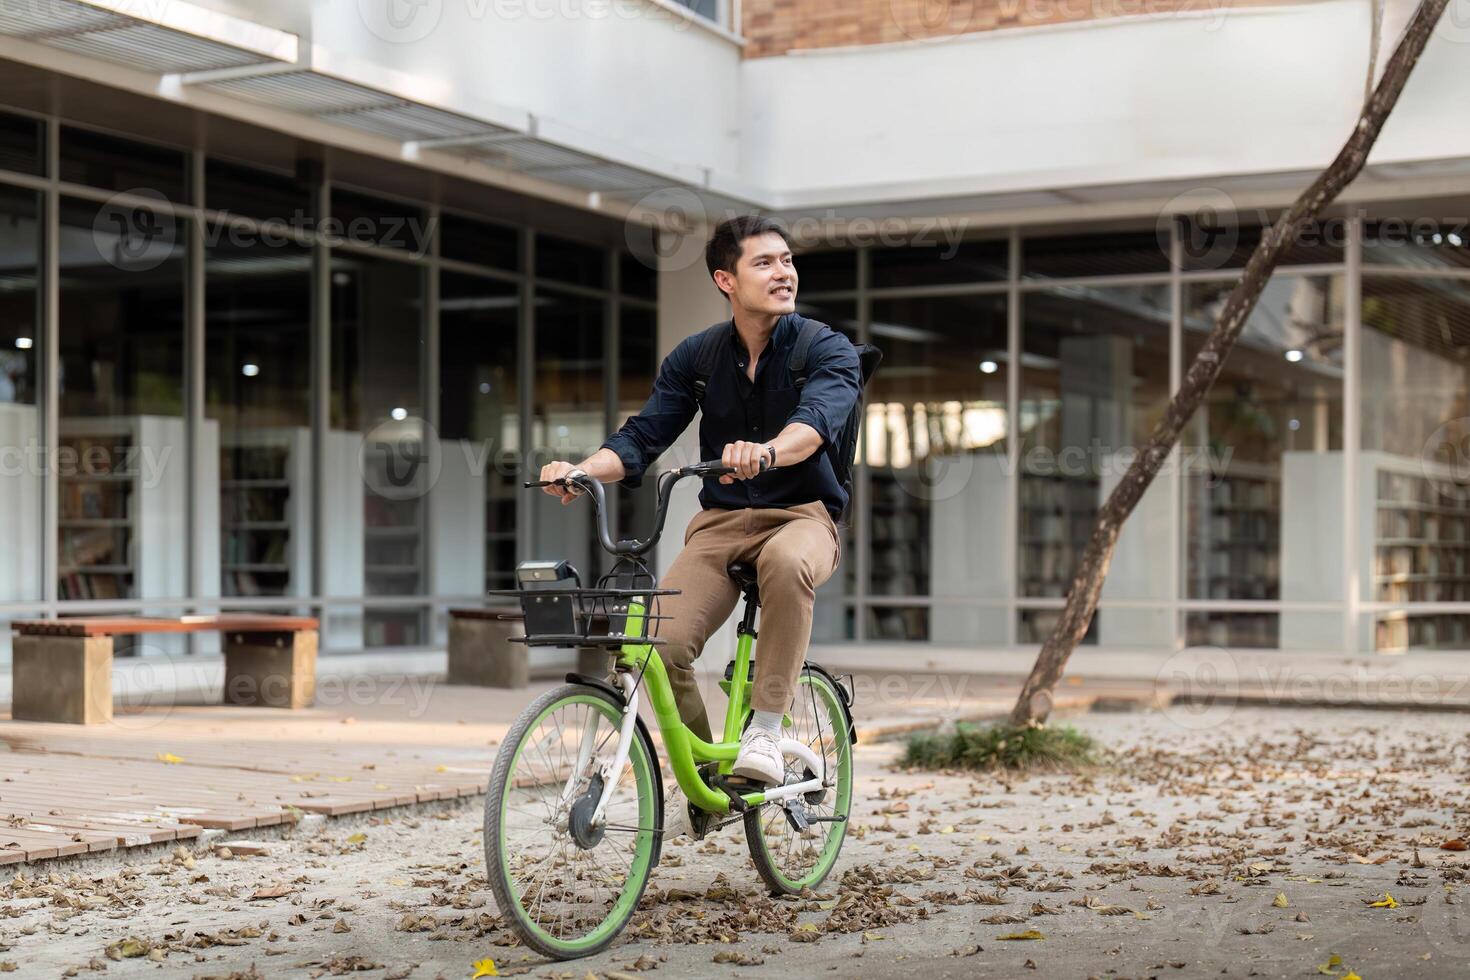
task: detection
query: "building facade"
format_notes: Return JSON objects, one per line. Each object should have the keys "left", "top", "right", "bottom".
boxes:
{"left": 0, "top": 0, "right": 1467, "bottom": 661}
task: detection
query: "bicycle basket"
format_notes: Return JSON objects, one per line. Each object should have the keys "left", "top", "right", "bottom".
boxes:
{"left": 486, "top": 560, "right": 680, "bottom": 647}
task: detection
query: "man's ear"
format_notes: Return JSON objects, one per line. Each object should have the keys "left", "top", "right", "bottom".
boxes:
{"left": 713, "top": 268, "right": 735, "bottom": 297}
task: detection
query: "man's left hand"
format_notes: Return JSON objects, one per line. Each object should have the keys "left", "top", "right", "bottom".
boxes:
{"left": 719, "top": 440, "right": 770, "bottom": 483}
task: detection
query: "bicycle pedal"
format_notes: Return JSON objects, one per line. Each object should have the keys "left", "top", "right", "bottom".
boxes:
{"left": 710, "top": 775, "right": 754, "bottom": 813}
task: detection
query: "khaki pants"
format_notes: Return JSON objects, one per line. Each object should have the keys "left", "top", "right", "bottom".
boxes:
{"left": 655, "top": 501, "right": 841, "bottom": 743}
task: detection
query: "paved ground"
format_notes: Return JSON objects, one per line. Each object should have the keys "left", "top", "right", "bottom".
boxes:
{"left": 3, "top": 704, "right": 1467, "bottom": 979}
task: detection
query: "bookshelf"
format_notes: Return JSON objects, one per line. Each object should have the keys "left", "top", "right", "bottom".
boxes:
{"left": 1281, "top": 450, "right": 1470, "bottom": 652}
{"left": 869, "top": 467, "right": 931, "bottom": 597}
{"left": 57, "top": 416, "right": 210, "bottom": 604}
{"left": 1369, "top": 454, "right": 1470, "bottom": 652}
{"left": 1018, "top": 468, "right": 1098, "bottom": 599}
{"left": 0, "top": 405, "right": 41, "bottom": 612}
{"left": 1182, "top": 458, "right": 1280, "bottom": 648}
{"left": 220, "top": 428, "right": 310, "bottom": 598}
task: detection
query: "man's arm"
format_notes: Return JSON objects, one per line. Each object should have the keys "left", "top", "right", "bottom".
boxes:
{"left": 721, "top": 329, "right": 862, "bottom": 483}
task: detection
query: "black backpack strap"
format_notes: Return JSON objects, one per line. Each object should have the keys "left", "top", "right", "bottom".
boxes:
{"left": 690, "top": 321, "right": 731, "bottom": 406}
{"left": 787, "top": 318, "right": 828, "bottom": 389}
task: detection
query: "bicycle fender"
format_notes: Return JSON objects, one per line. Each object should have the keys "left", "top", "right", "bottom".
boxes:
{"left": 802, "top": 662, "right": 858, "bottom": 746}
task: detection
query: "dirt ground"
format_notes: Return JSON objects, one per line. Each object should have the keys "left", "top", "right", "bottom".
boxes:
{"left": 4, "top": 704, "right": 1468, "bottom": 980}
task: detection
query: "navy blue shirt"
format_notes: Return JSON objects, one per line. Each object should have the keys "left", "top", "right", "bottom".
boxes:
{"left": 601, "top": 313, "right": 862, "bottom": 520}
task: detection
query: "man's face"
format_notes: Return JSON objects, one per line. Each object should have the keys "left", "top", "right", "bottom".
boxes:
{"left": 720, "top": 231, "right": 797, "bottom": 315}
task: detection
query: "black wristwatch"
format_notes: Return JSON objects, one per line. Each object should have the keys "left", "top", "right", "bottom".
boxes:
{"left": 765, "top": 444, "right": 777, "bottom": 469}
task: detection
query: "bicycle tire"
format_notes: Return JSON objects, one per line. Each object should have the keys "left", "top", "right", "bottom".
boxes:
{"left": 484, "top": 682, "right": 662, "bottom": 959}
{"left": 743, "top": 665, "right": 854, "bottom": 895}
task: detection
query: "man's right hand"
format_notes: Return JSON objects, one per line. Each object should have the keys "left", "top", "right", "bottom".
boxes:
{"left": 539, "top": 461, "right": 585, "bottom": 506}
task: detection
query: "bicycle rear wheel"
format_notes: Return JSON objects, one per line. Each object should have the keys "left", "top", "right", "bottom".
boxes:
{"left": 484, "top": 683, "right": 661, "bottom": 959}
{"left": 744, "top": 665, "right": 854, "bottom": 895}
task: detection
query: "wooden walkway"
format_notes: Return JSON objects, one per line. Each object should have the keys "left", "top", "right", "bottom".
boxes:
{"left": 0, "top": 687, "right": 517, "bottom": 866}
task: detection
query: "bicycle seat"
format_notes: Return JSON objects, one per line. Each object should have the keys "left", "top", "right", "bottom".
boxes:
{"left": 726, "top": 562, "right": 759, "bottom": 602}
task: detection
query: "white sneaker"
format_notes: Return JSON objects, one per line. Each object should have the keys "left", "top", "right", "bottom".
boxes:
{"left": 662, "top": 784, "right": 693, "bottom": 840}
{"left": 731, "top": 729, "right": 785, "bottom": 786}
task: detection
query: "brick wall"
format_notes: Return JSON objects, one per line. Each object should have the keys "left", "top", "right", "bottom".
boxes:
{"left": 741, "top": 0, "right": 1282, "bottom": 58}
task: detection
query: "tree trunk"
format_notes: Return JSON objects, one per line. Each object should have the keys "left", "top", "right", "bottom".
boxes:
{"left": 1009, "top": 0, "right": 1450, "bottom": 727}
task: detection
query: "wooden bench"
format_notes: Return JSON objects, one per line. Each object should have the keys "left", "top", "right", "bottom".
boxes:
{"left": 10, "top": 615, "right": 319, "bottom": 725}
{"left": 447, "top": 608, "right": 605, "bottom": 688}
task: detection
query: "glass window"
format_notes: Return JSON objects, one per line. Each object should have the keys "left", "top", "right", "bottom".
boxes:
{"left": 439, "top": 271, "right": 520, "bottom": 592}
{"left": 1018, "top": 285, "right": 1171, "bottom": 644}
{"left": 871, "top": 238, "right": 1007, "bottom": 288}
{"left": 1361, "top": 277, "right": 1470, "bottom": 651}
{"left": 1023, "top": 231, "right": 1169, "bottom": 279}
{"left": 1183, "top": 276, "right": 1345, "bottom": 649}
{"left": 60, "top": 127, "right": 188, "bottom": 204}
{"left": 205, "top": 230, "right": 313, "bottom": 601}
{"left": 1176, "top": 218, "right": 1347, "bottom": 273}
{"left": 536, "top": 233, "right": 606, "bottom": 288}
{"left": 58, "top": 196, "right": 188, "bottom": 608}
{"left": 1362, "top": 218, "right": 1470, "bottom": 271}
{"left": 794, "top": 249, "right": 857, "bottom": 293}
{"left": 330, "top": 188, "right": 430, "bottom": 254}
{"left": 619, "top": 251, "right": 657, "bottom": 300}
{"left": 0, "top": 186, "right": 41, "bottom": 603}
{"left": 867, "top": 294, "right": 1008, "bottom": 625}
{"left": 332, "top": 253, "right": 427, "bottom": 647}
{"left": 533, "top": 288, "right": 606, "bottom": 577}
{"left": 793, "top": 300, "right": 859, "bottom": 630}
{"left": 0, "top": 111, "right": 42, "bottom": 177}
{"left": 670, "top": 0, "right": 718, "bottom": 19}
{"left": 205, "top": 157, "right": 314, "bottom": 226}
{"left": 616, "top": 304, "right": 657, "bottom": 553}
{"left": 442, "top": 213, "right": 519, "bottom": 272}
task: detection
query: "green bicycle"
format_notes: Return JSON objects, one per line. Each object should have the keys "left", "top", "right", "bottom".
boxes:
{"left": 482, "top": 461, "right": 856, "bottom": 959}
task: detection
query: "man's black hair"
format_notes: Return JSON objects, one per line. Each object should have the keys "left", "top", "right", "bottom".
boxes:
{"left": 705, "top": 215, "right": 792, "bottom": 300}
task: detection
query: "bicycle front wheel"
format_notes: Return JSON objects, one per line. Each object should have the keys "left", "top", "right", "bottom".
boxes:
{"left": 744, "top": 665, "right": 854, "bottom": 895}
{"left": 484, "top": 683, "right": 661, "bottom": 959}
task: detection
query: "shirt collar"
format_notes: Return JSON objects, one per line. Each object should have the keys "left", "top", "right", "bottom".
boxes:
{"left": 728, "top": 313, "right": 798, "bottom": 358}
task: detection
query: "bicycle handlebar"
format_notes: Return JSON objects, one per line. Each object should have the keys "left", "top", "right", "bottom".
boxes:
{"left": 523, "top": 458, "right": 768, "bottom": 557}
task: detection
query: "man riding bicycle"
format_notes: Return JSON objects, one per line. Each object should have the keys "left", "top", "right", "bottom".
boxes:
{"left": 538, "top": 215, "right": 862, "bottom": 788}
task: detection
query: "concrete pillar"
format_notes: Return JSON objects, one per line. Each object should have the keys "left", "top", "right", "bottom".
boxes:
{"left": 447, "top": 613, "right": 527, "bottom": 688}
{"left": 656, "top": 226, "right": 738, "bottom": 716}
{"left": 12, "top": 634, "right": 113, "bottom": 724}
{"left": 222, "top": 629, "right": 318, "bottom": 709}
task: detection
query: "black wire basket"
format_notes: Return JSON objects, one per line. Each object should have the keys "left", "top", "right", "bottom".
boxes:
{"left": 486, "top": 560, "right": 679, "bottom": 647}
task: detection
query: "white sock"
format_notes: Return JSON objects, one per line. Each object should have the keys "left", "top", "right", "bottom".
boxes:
{"left": 748, "top": 710, "right": 783, "bottom": 738}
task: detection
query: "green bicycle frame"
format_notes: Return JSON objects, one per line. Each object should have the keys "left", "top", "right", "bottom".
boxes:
{"left": 614, "top": 599, "right": 764, "bottom": 815}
